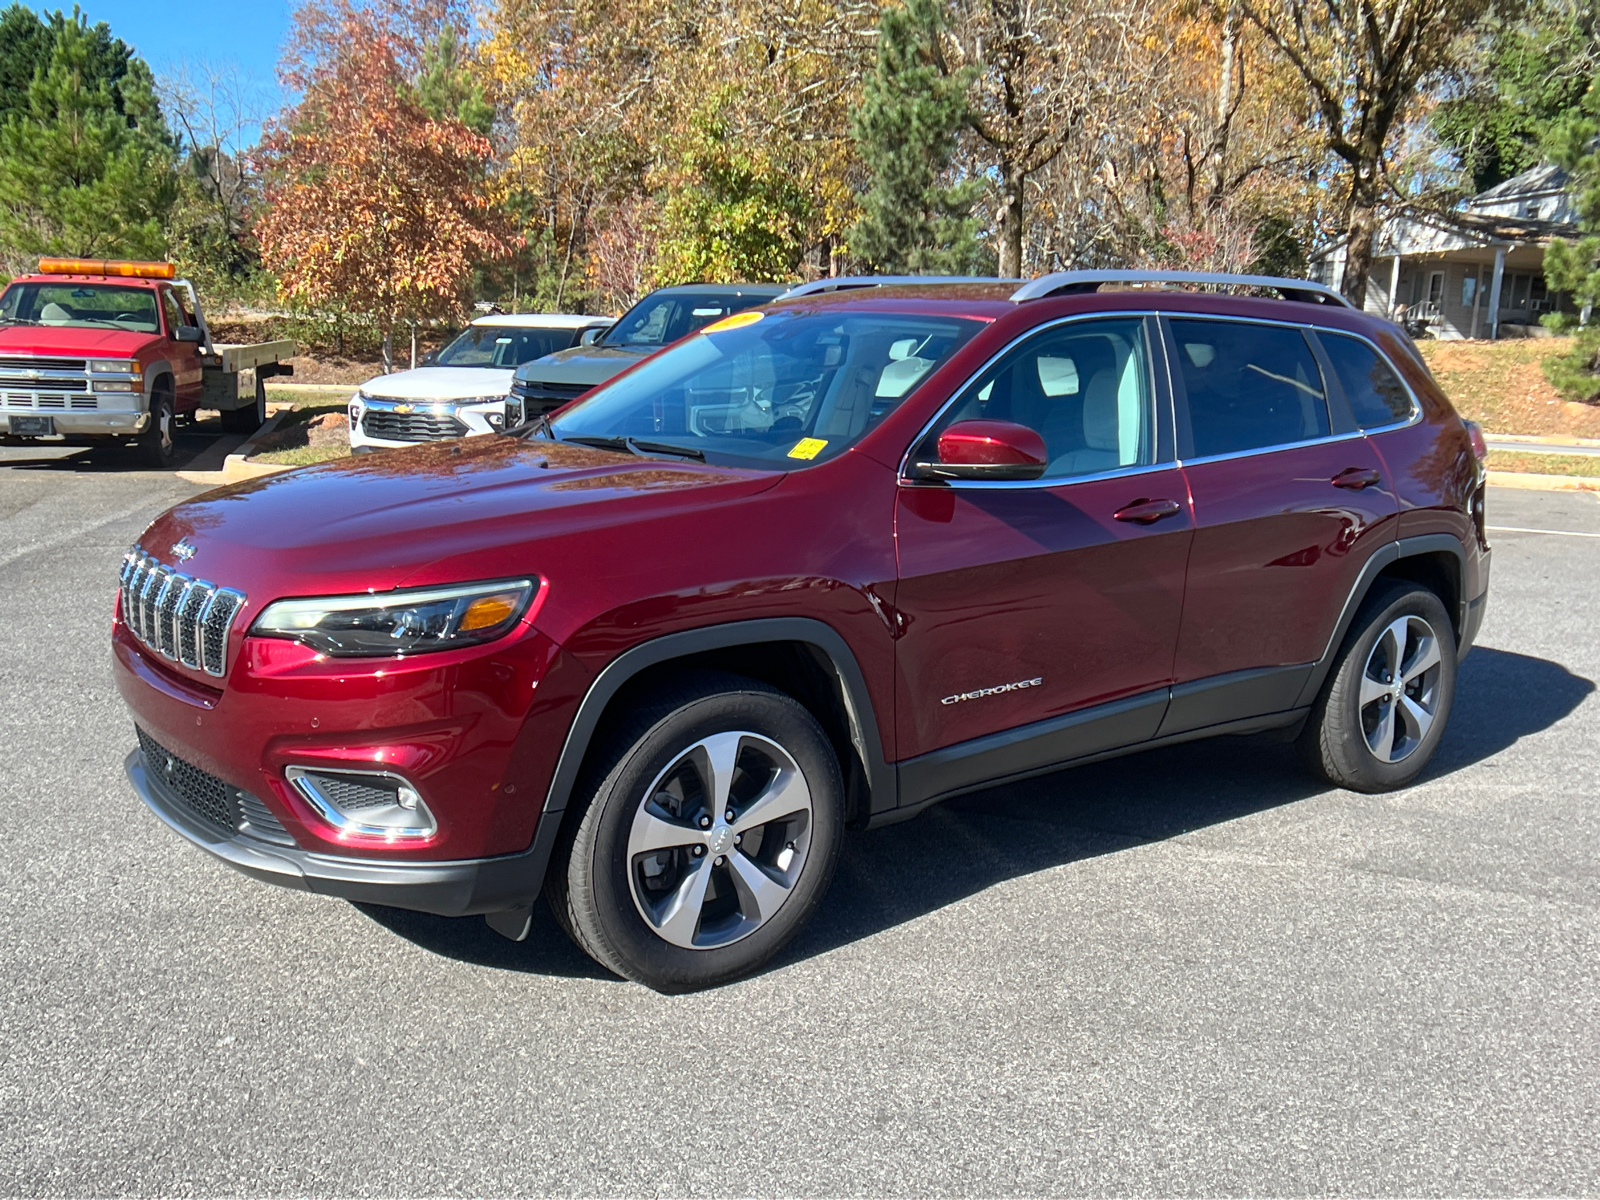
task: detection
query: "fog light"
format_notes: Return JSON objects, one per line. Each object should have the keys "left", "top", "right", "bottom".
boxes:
{"left": 285, "top": 766, "right": 437, "bottom": 841}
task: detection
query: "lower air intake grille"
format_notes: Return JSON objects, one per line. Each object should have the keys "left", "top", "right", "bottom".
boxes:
{"left": 136, "top": 727, "right": 293, "bottom": 844}
{"left": 305, "top": 774, "right": 400, "bottom": 811}
{"left": 362, "top": 410, "right": 467, "bottom": 442}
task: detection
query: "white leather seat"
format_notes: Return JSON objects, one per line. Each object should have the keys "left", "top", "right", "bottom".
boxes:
{"left": 1047, "top": 368, "right": 1121, "bottom": 476}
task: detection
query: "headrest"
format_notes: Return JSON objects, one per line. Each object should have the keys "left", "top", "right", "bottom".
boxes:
{"left": 1082, "top": 368, "right": 1119, "bottom": 450}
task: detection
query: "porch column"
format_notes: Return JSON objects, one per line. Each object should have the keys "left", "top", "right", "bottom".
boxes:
{"left": 1487, "top": 245, "right": 1507, "bottom": 340}
{"left": 1388, "top": 252, "right": 1403, "bottom": 319}
{"left": 1470, "top": 263, "right": 1483, "bottom": 339}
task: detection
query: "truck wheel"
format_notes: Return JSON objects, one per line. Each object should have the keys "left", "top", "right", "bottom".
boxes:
{"left": 1297, "top": 581, "right": 1456, "bottom": 793}
{"left": 137, "top": 386, "right": 177, "bottom": 468}
{"left": 549, "top": 672, "right": 844, "bottom": 991}
{"left": 221, "top": 373, "right": 266, "bottom": 435}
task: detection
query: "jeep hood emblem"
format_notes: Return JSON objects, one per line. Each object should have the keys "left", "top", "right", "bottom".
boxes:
{"left": 170, "top": 538, "right": 196, "bottom": 562}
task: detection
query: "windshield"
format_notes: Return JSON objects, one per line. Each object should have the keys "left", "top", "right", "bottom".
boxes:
{"left": 436, "top": 324, "right": 576, "bottom": 368}
{"left": 602, "top": 292, "right": 775, "bottom": 349}
{"left": 0, "top": 282, "right": 160, "bottom": 332}
{"left": 548, "top": 309, "right": 982, "bottom": 468}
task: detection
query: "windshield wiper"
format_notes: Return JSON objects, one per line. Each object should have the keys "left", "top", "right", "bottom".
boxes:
{"left": 512, "top": 412, "right": 553, "bottom": 440}
{"left": 561, "top": 434, "right": 636, "bottom": 454}
{"left": 628, "top": 438, "right": 705, "bottom": 461}
{"left": 0, "top": 316, "right": 40, "bottom": 325}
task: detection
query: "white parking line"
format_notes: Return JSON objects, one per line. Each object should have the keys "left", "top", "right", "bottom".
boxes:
{"left": 1487, "top": 525, "right": 1600, "bottom": 539}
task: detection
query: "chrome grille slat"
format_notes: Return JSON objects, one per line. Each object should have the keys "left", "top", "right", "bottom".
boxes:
{"left": 119, "top": 545, "right": 245, "bottom": 678}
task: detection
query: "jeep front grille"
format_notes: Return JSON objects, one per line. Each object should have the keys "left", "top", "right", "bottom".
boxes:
{"left": 119, "top": 546, "right": 245, "bottom": 677}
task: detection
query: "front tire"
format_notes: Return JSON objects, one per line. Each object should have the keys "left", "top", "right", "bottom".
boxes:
{"left": 1298, "top": 582, "right": 1456, "bottom": 792}
{"left": 137, "top": 386, "right": 177, "bottom": 468}
{"left": 550, "top": 673, "right": 844, "bottom": 991}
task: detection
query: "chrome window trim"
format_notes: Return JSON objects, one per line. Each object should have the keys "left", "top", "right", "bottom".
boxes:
{"left": 936, "top": 458, "right": 1183, "bottom": 492}
{"left": 897, "top": 310, "right": 1168, "bottom": 487}
{"left": 1176, "top": 427, "right": 1368, "bottom": 468}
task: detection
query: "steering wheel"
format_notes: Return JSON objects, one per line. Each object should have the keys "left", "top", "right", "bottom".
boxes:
{"left": 111, "top": 312, "right": 140, "bottom": 323}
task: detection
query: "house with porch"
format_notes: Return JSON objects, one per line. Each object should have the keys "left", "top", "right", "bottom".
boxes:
{"left": 1313, "top": 163, "right": 1581, "bottom": 339}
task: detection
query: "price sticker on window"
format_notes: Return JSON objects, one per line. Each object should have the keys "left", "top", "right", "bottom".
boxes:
{"left": 787, "top": 437, "right": 828, "bottom": 460}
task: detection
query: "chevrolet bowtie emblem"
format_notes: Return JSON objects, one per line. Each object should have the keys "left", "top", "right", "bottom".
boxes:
{"left": 170, "top": 538, "right": 196, "bottom": 562}
{"left": 393, "top": 403, "right": 414, "bottom": 415}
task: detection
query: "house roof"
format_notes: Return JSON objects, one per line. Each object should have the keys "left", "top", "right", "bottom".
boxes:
{"left": 1469, "top": 162, "right": 1571, "bottom": 205}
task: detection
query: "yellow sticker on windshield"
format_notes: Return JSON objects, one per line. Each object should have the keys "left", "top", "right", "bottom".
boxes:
{"left": 787, "top": 437, "right": 828, "bottom": 460}
{"left": 701, "top": 310, "right": 765, "bottom": 335}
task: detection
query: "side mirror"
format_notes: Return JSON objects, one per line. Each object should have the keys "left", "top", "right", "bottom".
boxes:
{"left": 909, "top": 419, "right": 1048, "bottom": 482}
{"left": 580, "top": 327, "right": 606, "bottom": 345}
{"left": 173, "top": 325, "right": 203, "bottom": 343}
{"left": 420, "top": 351, "right": 439, "bottom": 366}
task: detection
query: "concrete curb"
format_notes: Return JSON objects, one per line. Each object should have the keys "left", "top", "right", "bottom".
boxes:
{"left": 1485, "top": 431, "right": 1600, "bottom": 450}
{"left": 1486, "top": 470, "right": 1600, "bottom": 493}
{"left": 176, "top": 412, "right": 292, "bottom": 486}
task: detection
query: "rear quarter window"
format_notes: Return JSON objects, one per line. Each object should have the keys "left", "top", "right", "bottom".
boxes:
{"left": 1319, "top": 331, "right": 1415, "bottom": 428}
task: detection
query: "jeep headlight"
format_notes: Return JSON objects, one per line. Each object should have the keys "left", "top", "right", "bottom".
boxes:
{"left": 252, "top": 579, "right": 538, "bottom": 657}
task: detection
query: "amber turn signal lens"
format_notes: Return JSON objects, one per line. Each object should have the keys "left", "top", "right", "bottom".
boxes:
{"left": 458, "top": 593, "right": 520, "bottom": 631}
{"left": 37, "top": 258, "right": 176, "bottom": 279}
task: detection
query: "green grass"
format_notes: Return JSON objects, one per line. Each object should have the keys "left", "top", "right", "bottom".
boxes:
{"left": 250, "top": 444, "right": 349, "bottom": 467}
{"left": 1486, "top": 450, "right": 1600, "bottom": 478}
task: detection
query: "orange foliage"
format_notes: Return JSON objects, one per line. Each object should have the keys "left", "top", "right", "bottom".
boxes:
{"left": 255, "top": 0, "right": 517, "bottom": 332}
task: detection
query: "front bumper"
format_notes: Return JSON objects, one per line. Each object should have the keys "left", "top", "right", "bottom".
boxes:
{"left": 1, "top": 411, "right": 149, "bottom": 436}
{"left": 127, "top": 747, "right": 550, "bottom": 916}
{"left": 348, "top": 398, "right": 503, "bottom": 450}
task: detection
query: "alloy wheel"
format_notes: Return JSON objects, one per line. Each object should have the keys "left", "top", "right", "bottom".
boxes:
{"left": 1359, "top": 614, "right": 1443, "bottom": 763}
{"left": 625, "top": 731, "right": 813, "bottom": 950}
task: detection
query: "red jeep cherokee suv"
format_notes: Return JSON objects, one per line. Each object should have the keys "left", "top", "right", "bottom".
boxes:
{"left": 114, "top": 271, "right": 1490, "bottom": 991}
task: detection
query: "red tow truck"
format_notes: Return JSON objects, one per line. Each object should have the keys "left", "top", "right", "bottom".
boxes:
{"left": 0, "top": 258, "right": 296, "bottom": 466}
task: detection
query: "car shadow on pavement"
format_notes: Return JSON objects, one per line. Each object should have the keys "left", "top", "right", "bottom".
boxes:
{"left": 357, "top": 646, "right": 1592, "bottom": 984}
{"left": 0, "top": 430, "right": 218, "bottom": 473}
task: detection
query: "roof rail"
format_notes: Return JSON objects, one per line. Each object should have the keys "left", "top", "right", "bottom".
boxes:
{"left": 1010, "top": 270, "right": 1353, "bottom": 308}
{"left": 780, "top": 274, "right": 1019, "bottom": 299}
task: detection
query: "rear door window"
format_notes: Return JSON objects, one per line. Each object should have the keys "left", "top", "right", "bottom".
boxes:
{"left": 1169, "top": 319, "right": 1330, "bottom": 458}
{"left": 1318, "top": 331, "right": 1415, "bottom": 428}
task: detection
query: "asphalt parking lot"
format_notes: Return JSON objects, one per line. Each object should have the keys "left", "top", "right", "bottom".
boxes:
{"left": 1, "top": 436, "right": 1596, "bottom": 1196}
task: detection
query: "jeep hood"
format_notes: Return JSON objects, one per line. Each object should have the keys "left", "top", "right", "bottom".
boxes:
{"left": 513, "top": 343, "right": 647, "bottom": 388}
{"left": 137, "top": 436, "right": 781, "bottom": 603}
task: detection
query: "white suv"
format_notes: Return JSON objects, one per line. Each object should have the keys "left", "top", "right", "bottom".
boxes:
{"left": 349, "top": 313, "right": 612, "bottom": 452}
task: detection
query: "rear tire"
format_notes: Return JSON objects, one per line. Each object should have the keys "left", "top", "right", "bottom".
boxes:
{"left": 548, "top": 672, "right": 844, "bottom": 991}
{"left": 1298, "top": 582, "right": 1456, "bottom": 792}
{"left": 137, "top": 385, "right": 177, "bottom": 468}
{"left": 220, "top": 373, "right": 267, "bottom": 435}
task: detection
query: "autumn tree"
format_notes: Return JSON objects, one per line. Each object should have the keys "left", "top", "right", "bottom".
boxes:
{"left": 849, "top": 0, "right": 990, "bottom": 274}
{"left": 256, "top": 1, "right": 516, "bottom": 369}
{"left": 1236, "top": 0, "right": 1493, "bottom": 305}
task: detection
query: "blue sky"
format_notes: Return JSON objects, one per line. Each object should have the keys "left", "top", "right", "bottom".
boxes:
{"left": 34, "top": 0, "right": 292, "bottom": 136}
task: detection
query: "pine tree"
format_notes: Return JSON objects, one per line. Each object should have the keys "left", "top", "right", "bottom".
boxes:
{"left": 847, "top": 0, "right": 991, "bottom": 275}
{"left": 0, "top": 10, "right": 175, "bottom": 271}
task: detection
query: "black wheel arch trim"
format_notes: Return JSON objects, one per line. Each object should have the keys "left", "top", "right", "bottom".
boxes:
{"left": 539, "top": 617, "right": 894, "bottom": 823}
{"left": 1294, "top": 532, "right": 1472, "bottom": 710}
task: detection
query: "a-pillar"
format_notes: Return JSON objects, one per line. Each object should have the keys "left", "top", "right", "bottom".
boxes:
{"left": 1487, "top": 244, "right": 1507, "bottom": 340}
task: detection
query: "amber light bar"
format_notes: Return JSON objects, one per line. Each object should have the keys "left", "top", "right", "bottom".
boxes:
{"left": 36, "top": 258, "right": 176, "bottom": 279}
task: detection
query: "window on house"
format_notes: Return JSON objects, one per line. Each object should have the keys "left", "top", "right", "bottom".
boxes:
{"left": 1462, "top": 275, "right": 1477, "bottom": 307}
